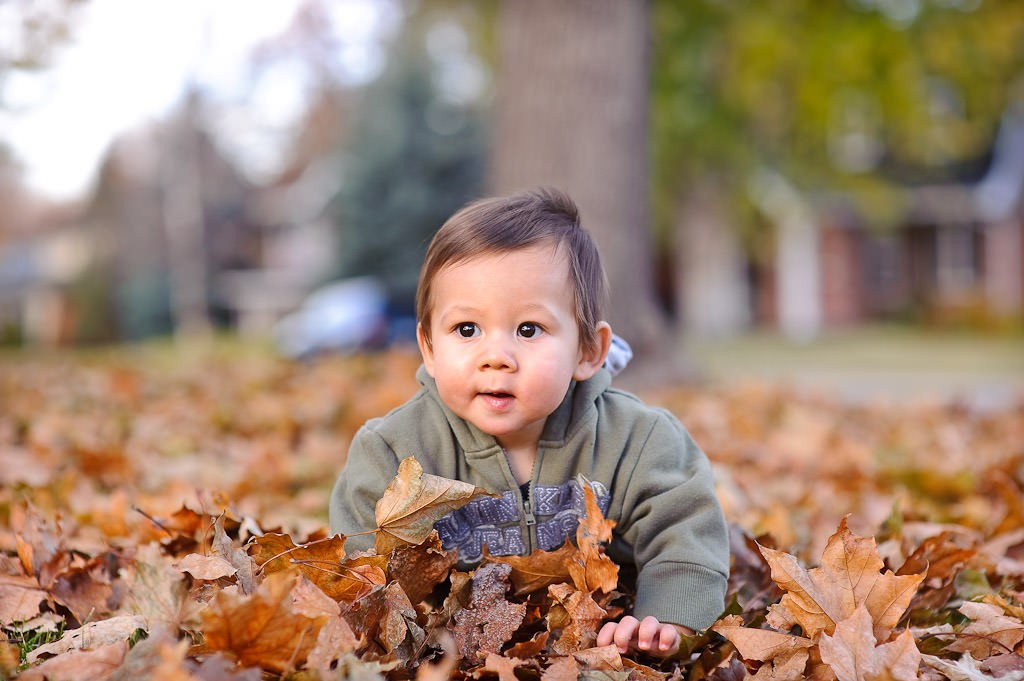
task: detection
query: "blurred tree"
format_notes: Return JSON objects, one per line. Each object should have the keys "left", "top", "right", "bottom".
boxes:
{"left": 489, "top": 0, "right": 669, "bottom": 362}
{"left": 327, "top": 5, "right": 487, "bottom": 318}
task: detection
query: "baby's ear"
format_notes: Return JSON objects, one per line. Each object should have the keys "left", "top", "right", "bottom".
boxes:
{"left": 417, "top": 323, "right": 436, "bottom": 377}
{"left": 574, "top": 322, "right": 613, "bottom": 381}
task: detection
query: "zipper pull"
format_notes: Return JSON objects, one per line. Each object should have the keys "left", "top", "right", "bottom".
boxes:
{"left": 523, "top": 496, "right": 537, "bottom": 526}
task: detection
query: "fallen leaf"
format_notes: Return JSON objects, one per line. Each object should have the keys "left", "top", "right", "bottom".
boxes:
{"left": 476, "top": 652, "right": 531, "bottom": 681}
{"left": 547, "top": 583, "right": 607, "bottom": 655}
{"left": 306, "top": 614, "right": 360, "bottom": 674}
{"left": 122, "top": 542, "right": 190, "bottom": 637}
{"left": 175, "top": 553, "right": 237, "bottom": 580}
{"left": 343, "top": 580, "right": 423, "bottom": 658}
{"left": 818, "top": 605, "right": 921, "bottom": 681}
{"left": 568, "top": 481, "right": 619, "bottom": 595}
{"left": 759, "top": 517, "right": 924, "bottom": 640}
{"left": 0, "top": 574, "right": 47, "bottom": 625}
{"left": 106, "top": 635, "right": 195, "bottom": 681}
{"left": 19, "top": 640, "right": 128, "bottom": 681}
{"left": 542, "top": 655, "right": 580, "bottom": 681}
{"left": 484, "top": 541, "right": 575, "bottom": 597}
{"left": 249, "top": 532, "right": 385, "bottom": 603}
{"left": 945, "top": 600, "right": 1024, "bottom": 659}
{"left": 212, "top": 514, "right": 256, "bottom": 594}
{"left": 26, "top": 614, "right": 146, "bottom": 664}
{"left": 711, "top": 614, "right": 814, "bottom": 661}
{"left": 387, "top": 530, "right": 457, "bottom": 604}
{"left": 504, "top": 631, "right": 549, "bottom": 659}
{"left": 199, "top": 570, "right": 325, "bottom": 673}
{"left": 451, "top": 562, "right": 526, "bottom": 661}
{"left": 374, "top": 457, "right": 495, "bottom": 554}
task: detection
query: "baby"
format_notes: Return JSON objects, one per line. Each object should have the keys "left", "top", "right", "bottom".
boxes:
{"left": 330, "top": 187, "right": 729, "bottom": 656}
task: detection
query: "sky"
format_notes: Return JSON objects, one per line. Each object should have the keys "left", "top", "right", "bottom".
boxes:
{"left": 0, "top": 0, "right": 398, "bottom": 202}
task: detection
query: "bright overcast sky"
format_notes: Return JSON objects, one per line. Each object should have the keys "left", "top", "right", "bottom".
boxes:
{"left": 0, "top": 0, "right": 396, "bottom": 202}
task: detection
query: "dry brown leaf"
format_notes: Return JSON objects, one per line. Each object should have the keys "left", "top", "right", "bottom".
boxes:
{"left": 818, "top": 605, "right": 920, "bottom": 681}
{"left": 122, "top": 542, "right": 190, "bottom": 637}
{"left": 504, "top": 631, "right": 550, "bottom": 659}
{"left": 0, "top": 573, "right": 47, "bottom": 625}
{"left": 249, "top": 532, "right": 386, "bottom": 603}
{"left": 483, "top": 540, "right": 575, "bottom": 597}
{"left": 759, "top": 517, "right": 923, "bottom": 640}
{"left": 290, "top": 575, "right": 341, "bottom": 620}
{"left": 374, "top": 457, "right": 495, "bottom": 555}
{"left": 211, "top": 514, "right": 256, "bottom": 594}
{"left": 175, "top": 553, "right": 237, "bottom": 580}
{"left": 450, "top": 562, "right": 526, "bottom": 661}
{"left": 542, "top": 655, "right": 581, "bottom": 681}
{"left": 711, "top": 614, "right": 814, "bottom": 661}
{"left": 306, "top": 614, "right": 360, "bottom": 674}
{"left": 568, "top": 481, "right": 619, "bottom": 595}
{"left": 945, "top": 600, "right": 1024, "bottom": 659}
{"left": 476, "top": 652, "right": 531, "bottom": 681}
{"left": 387, "top": 531, "right": 458, "bottom": 604}
{"left": 199, "top": 570, "right": 325, "bottom": 673}
{"left": 343, "top": 580, "right": 423, "bottom": 657}
{"left": 107, "top": 635, "right": 195, "bottom": 681}
{"left": 572, "top": 644, "right": 623, "bottom": 670}
{"left": 19, "top": 640, "right": 129, "bottom": 681}
{"left": 26, "top": 614, "right": 146, "bottom": 664}
{"left": 547, "top": 583, "right": 607, "bottom": 655}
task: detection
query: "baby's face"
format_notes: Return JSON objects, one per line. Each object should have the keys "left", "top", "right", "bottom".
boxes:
{"left": 418, "top": 243, "right": 597, "bottom": 453}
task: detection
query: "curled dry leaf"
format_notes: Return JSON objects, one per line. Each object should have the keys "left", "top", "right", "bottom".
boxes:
{"left": 374, "top": 457, "right": 496, "bottom": 555}
{"left": 568, "top": 480, "right": 619, "bottom": 595}
{"left": 711, "top": 614, "right": 814, "bottom": 662}
{"left": 483, "top": 541, "right": 575, "bottom": 597}
{"left": 343, "top": 580, "right": 424, "bottom": 657}
{"left": 249, "top": 532, "right": 386, "bottom": 603}
{"left": 547, "top": 583, "right": 607, "bottom": 655}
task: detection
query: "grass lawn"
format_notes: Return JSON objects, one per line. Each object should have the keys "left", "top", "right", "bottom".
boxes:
{"left": 684, "top": 324, "right": 1024, "bottom": 409}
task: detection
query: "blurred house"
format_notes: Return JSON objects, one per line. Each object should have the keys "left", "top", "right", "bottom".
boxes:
{"left": 686, "top": 111, "right": 1024, "bottom": 340}
{"left": 0, "top": 89, "right": 348, "bottom": 346}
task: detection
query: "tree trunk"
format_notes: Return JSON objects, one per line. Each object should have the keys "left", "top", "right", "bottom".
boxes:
{"left": 489, "top": 0, "right": 666, "bottom": 358}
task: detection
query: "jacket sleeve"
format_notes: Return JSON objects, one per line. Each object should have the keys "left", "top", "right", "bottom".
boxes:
{"left": 328, "top": 424, "right": 402, "bottom": 554}
{"left": 613, "top": 410, "right": 730, "bottom": 631}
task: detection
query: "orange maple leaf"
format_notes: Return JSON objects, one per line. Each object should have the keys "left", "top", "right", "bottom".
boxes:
{"left": 199, "top": 570, "right": 325, "bottom": 673}
{"left": 759, "top": 516, "right": 924, "bottom": 641}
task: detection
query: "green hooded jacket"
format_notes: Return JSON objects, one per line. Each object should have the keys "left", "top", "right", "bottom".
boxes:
{"left": 329, "top": 365, "right": 729, "bottom": 630}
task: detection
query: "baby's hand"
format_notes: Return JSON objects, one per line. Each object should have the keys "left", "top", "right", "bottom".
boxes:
{"left": 596, "top": 615, "right": 691, "bottom": 657}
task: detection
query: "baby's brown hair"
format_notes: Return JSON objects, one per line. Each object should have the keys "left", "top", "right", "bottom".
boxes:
{"left": 416, "top": 187, "right": 608, "bottom": 353}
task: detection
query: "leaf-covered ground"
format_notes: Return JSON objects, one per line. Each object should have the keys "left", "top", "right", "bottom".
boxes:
{"left": 1, "top": 345, "right": 1023, "bottom": 680}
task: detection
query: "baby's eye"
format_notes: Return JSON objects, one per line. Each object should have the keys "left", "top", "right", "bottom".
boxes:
{"left": 517, "top": 322, "right": 541, "bottom": 338}
{"left": 456, "top": 323, "right": 479, "bottom": 338}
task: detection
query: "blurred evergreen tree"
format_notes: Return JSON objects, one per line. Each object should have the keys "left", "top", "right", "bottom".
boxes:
{"left": 326, "top": 17, "right": 486, "bottom": 318}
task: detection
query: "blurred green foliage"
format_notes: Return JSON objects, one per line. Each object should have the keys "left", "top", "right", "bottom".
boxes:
{"left": 652, "top": 0, "right": 1024, "bottom": 241}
